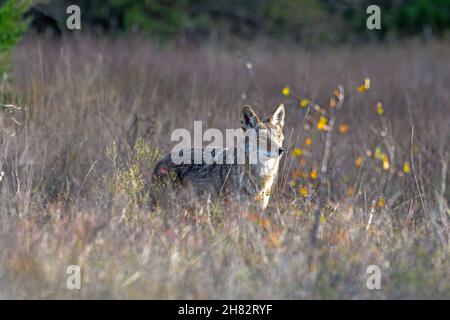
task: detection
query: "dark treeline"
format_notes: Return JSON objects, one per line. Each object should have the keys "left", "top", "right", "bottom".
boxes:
{"left": 21, "top": 0, "right": 450, "bottom": 43}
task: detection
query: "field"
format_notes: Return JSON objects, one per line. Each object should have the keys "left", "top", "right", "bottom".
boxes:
{"left": 0, "top": 36, "right": 449, "bottom": 299}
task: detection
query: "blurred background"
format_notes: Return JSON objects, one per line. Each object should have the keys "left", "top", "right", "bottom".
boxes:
{"left": 2, "top": 0, "right": 450, "bottom": 81}
{"left": 6, "top": 0, "right": 450, "bottom": 43}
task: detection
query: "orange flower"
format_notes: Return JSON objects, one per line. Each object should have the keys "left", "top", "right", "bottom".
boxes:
{"left": 259, "top": 218, "right": 271, "bottom": 229}
{"left": 248, "top": 214, "right": 258, "bottom": 223}
{"left": 329, "top": 98, "right": 336, "bottom": 108}
{"left": 338, "top": 124, "right": 349, "bottom": 133}
{"left": 305, "top": 137, "right": 312, "bottom": 146}
{"left": 291, "top": 169, "right": 303, "bottom": 179}
{"left": 347, "top": 187, "right": 354, "bottom": 196}
{"left": 355, "top": 156, "right": 364, "bottom": 167}
{"left": 267, "top": 232, "right": 281, "bottom": 247}
{"left": 299, "top": 158, "right": 307, "bottom": 167}
{"left": 310, "top": 168, "right": 318, "bottom": 180}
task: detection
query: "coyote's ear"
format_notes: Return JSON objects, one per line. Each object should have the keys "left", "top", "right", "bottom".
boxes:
{"left": 269, "top": 104, "right": 285, "bottom": 128}
{"left": 241, "top": 105, "right": 260, "bottom": 131}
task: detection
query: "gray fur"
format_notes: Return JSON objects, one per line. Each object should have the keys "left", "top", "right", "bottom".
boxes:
{"left": 151, "top": 105, "right": 285, "bottom": 209}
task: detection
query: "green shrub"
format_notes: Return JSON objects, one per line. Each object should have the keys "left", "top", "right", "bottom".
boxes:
{"left": 0, "top": 0, "right": 31, "bottom": 83}
{"left": 393, "top": 0, "right": 450, "bottom": 34}
{"left": 102, "top": 139, "right": 162, "bottom": 220}
{"left": 78, "top": 0, "right": 191, "bottom": 38}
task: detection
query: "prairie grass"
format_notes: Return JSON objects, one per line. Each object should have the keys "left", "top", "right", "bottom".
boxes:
{"left": 0, "top": 36, "right": 449, "bottom": 299}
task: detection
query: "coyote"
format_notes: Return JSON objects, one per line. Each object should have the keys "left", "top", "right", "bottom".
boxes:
{"left": 151, "top": 104, "right": 285, "bottom": 209}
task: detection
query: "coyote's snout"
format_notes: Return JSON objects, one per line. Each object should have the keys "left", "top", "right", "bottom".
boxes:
{"left": 151, "top": 104, "right": 285, "bottom": 209}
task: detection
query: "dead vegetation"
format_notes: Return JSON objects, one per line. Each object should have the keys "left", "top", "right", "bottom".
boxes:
{"left": 0, "top": 36, "right": 449, "bottom": 299}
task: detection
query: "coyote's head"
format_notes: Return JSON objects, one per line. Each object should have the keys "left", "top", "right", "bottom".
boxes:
{"left": 240, "top": 104, "right": 285, "bottom": 162}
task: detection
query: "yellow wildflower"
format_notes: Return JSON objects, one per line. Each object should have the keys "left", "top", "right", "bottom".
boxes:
{"left": 292, "top": 148, "right": 302, "bottom": 157}
{"left": 282, "top": 86, "right": 290, "bottom": 96}
{"left": 317, "top": 116, "right": 328, "bottom": 130}
{"left": 376, "top": 102, "right": 384, "bottom": 115}
{"left": 300, "top": 99, "right": 309, "bottom": 108}
{"left": 357, "top": 77, "right": 371, "bottom": 92}
{"left": 374, "top": 147, "right": 387, "bottom": 161}
{"left": 403, "top": 161, "right": 411, "bottom": 174}
{"left": 299, "top": 186, "right": 308, "bottom": 196}
{"left": 383, "top": 158, "right": 390, "bottom": 170}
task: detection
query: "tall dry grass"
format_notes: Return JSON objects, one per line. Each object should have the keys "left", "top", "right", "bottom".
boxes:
{"left": 0, "top": 36, "right": 449, "bottom": 299}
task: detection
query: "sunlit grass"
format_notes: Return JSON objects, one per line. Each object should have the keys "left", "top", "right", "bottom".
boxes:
{"left": 0, "top": 37, "right": 449, "bottom": 299}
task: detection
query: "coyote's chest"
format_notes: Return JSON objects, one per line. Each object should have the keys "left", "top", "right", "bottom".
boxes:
{"left": 237, "top": 158, "right": 280, "bottom": 209}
